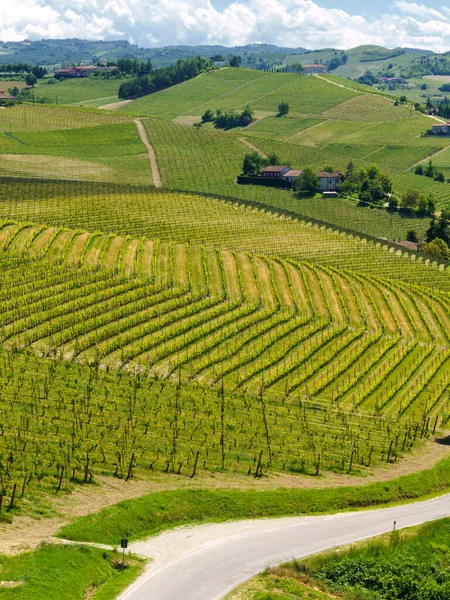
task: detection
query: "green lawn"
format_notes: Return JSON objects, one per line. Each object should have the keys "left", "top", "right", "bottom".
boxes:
{"left": 0, "top": 544, "right": 143, "bottom": 599}
{"left": 34, "top": 78, "right": 122, "bottom": 105}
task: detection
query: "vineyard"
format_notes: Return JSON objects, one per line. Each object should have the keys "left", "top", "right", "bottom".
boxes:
{"left": 0, "top": 65, "right": 449, "bottom": 520}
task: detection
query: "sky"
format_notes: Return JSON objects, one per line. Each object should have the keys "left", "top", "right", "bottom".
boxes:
{"left": 1, "top": 0, "right": 450, "bottom": 53}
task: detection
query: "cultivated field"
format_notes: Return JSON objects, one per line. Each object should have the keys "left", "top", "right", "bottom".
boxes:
{"left": 0, "top": 65, "right": 449, "bottom": 532}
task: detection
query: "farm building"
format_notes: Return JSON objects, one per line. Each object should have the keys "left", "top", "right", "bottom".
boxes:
{"left": 283, "top": 169, "right": 303, "bottom": 183}
{"left": 262, "top": 165, "right": 290, "bottom": 178}
{"left": 303, "top": 64, "right": 328, "bottom": 74}
{"left": 429, "top": 123, "right": 450, "bottom": 136}
{"left": 54, "top": 66, "right": 117, "bottom": 79}
{"left": 316, "top": 171, "right": 342, "bottom": 192}
{"left": 0, "top": 90, "right": 18, "bottom": 102}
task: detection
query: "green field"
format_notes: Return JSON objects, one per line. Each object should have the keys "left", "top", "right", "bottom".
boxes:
{"left": 33, "top": 77, "right": 123, "bottom": 105}
{"left": 0, "top": 65, "right": 450, "bottom": 597}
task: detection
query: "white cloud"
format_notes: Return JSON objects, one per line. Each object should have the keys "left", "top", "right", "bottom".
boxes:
{"left": 0, "top": 0, "right": 449, "bottom": 52}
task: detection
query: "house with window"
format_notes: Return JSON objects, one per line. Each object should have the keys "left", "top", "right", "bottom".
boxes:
{"left": 316, "top": 171, "right": 342, "bottom": 192}
{"left": 430, "top": 123, "right": 450, "bottom": 136}
{"left": 303, "top": 64, "right": 328, "bottom": 74}
{"left": 261, "top": 165, "right": 290, "bottom": 178}
{"left": 283, "top": 169, "right": 303, "bottom": 183}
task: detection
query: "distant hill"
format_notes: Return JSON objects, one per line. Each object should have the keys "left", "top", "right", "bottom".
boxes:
{"left": 0, "top": 39, "right": 306, "bottom": 69}
{"left": 0, "top": 38, "right": 446, "bottom": 82}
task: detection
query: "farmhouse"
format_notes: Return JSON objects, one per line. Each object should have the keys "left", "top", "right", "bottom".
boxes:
{"left": 283, "top": 169, "right": 303, "bottom": 183}
{"left": 0, "top": 90, "right": 18, "bottom": 102}
{"left": 303, "top": 64, "right": 328, "bottom": 74}
{"left": 261, "top": 165, "right": 290, "bottom": 178}
{"left": 429, "top": 123, "right": 450, "bottom": 136}
{"left": 54, "top": 66, "right": 117, "bottom": 79}
{"left": 316, "top": 171, "right": 342, "bottom": 192}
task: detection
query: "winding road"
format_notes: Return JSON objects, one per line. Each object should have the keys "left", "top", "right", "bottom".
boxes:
{"left": 118, "top": 492, "right": 450, "bottom": 600}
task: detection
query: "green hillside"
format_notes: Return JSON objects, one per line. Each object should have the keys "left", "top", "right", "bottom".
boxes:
{"left": 0, "top": 63, "right": 449, "bottom": 524}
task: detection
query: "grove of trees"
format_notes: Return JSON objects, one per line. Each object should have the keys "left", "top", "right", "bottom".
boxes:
{"left": 118, "top": 56, "right": 213, "bottom": 100}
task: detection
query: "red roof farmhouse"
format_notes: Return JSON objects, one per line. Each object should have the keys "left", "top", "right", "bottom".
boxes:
{"left": 261, "top": 165, "right": 290, "bottom": 178}
{"left": 303, "top": 64, "right": 328, "bottom": 74}
{"left": 0, "top": 90, "right": 18, "bottom": 102}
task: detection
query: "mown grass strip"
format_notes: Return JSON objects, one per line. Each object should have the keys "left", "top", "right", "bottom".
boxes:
{"left": 59, "top": 453, "right": 450, "bottom": 545}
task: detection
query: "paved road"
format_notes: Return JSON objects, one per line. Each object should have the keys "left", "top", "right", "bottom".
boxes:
{"left": 119, "top": 493, "right": 450, "bottom": 600}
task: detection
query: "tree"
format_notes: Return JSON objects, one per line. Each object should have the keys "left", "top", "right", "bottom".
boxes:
{"left": 242, "top": 152, "right": 264, "bottom": 176}
{"left": 323, "top": 166, "right": 335, "bottom": 174}
{"left": 406, "top": 230, "right": 419, "bottom": 243}
{"left": 278, "top": 101, "right": 289, "bottom": 116}
{"left": 267, "top": 153, "right": 280, "bottom": 165}
{"left": 425, "top": 160, "right": 434, "bottom": 178}
{"left": 401, "top": 189, "right": 420, "bottom": 209}
{"left": 291, "top": 62, "right": 304, "bottom": 73}
{"left": 426, "top": 211, "right": 450, "bottom": 245}
{"left": 422, "top": 238, "right": 450, "bottom": 260}
{"left": 201, "top": 109, "right": 214, "bottom": 123}
{"left": 295, "top": 168, "right": 319, "bottom": 197}
{"left": 345, "top": 161, "right": 356, "bottom": 183}
{"left": 388, "top": 196, "right": 399, "bottom": 211}
{"left": 25, "top": 73, "right": 37, "bottom": 86}
{"left": 229, "top": 55, "right": 242, "bottom": 68}
{"left": 415, "top": 165, "right": 424, "bottom": 176}
{"left": 399, "top": 95, "right": 408, "bottom": 103}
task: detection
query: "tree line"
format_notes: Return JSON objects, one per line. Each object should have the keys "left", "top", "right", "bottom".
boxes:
{"left": 0, "top": 63, "right": 46, "bottom": 78}
{"left": 118, "top": 56, "right": 213, "bottom": 100}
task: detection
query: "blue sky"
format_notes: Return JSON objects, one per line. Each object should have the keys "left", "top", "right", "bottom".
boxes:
{"left": 2, "top": 0, "right": 450, "bottom": 52}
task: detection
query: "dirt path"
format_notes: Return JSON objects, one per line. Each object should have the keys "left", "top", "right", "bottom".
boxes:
{"left": 407, "top": 144, "right": 450, "bottom": 170}
{"left": 240, "top": 137, "right": 268, "bottom": 159}
{"left": 134, "top": 119, "right": 162, "bottom": 187}
{"left": 0, "top": 435, "right": 448, "bottom": 556}
{"left": 99, "top": 99, "right": 133, "bottom": 110}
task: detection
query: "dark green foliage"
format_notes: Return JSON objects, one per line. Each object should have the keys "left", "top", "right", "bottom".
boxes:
{"left": 242, "top": 152, "right": 265, "bottom": 176}
{"left": 213, "top": 106, "right": 254, "bottom": 129}
{"left": 201, "top": 108, "right": 215, "bottom": 123}
{"left": 296, "top": 519, "right": 450, "bottom": 600}
{"left": 278, "top": 101, "right": 289, "bottom": 116}
{"left": 295, "top": 168, "right": 319, "bottom": 197}
{"left": 406, "top": 229, "right": 418, "bottom": 243}
{"left": 118, "top": 56, "right": 212, "bottom": 99}
{"left": 229, "top": 55, "right": 242, "bottom": 68}
{"left": 426, "top": 211, "right": 450, "bottom": 245}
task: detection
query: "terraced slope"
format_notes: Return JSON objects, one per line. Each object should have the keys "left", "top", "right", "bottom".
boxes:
{"left": 2, "top": 222, "right": 449, "bottom": 422}
{"left": 0, "top": 184, "right": 448, "bottom": 291}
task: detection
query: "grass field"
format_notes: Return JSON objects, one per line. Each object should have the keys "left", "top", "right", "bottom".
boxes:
{"left": 0, "top": 544, "right": 143, "bottom": 599}
{"left": 33, "top": 78, "right": 123, "bottom": 105}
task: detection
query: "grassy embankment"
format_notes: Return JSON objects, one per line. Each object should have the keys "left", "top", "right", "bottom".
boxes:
{"left": 228, "top": 517, "right": 450, "bottom": 599}
{"left": 59, "top": 453, "right": 450, "bottom": 545}
{"left": 0, "top": 544, "right": 144, "bottom": 600}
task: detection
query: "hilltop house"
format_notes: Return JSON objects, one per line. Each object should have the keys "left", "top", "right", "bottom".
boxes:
{"left": 303, "top": 64, "right": 328, "bottom": 74}
{"left": 54, "top": 66, "right": 117, "bottom": 79}
{"left": 261, "top": 165, "right": 290, "bottom": 178}
{"left": 429, "top": 123, "right": 450, "bottom": 136}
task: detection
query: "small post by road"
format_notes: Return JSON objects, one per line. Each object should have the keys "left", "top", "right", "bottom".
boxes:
{"left": 393, "top": 520, "right": 397, "bottom": 532}
{"left": 121, "top": 538, "right": 128, "bottom": 571}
